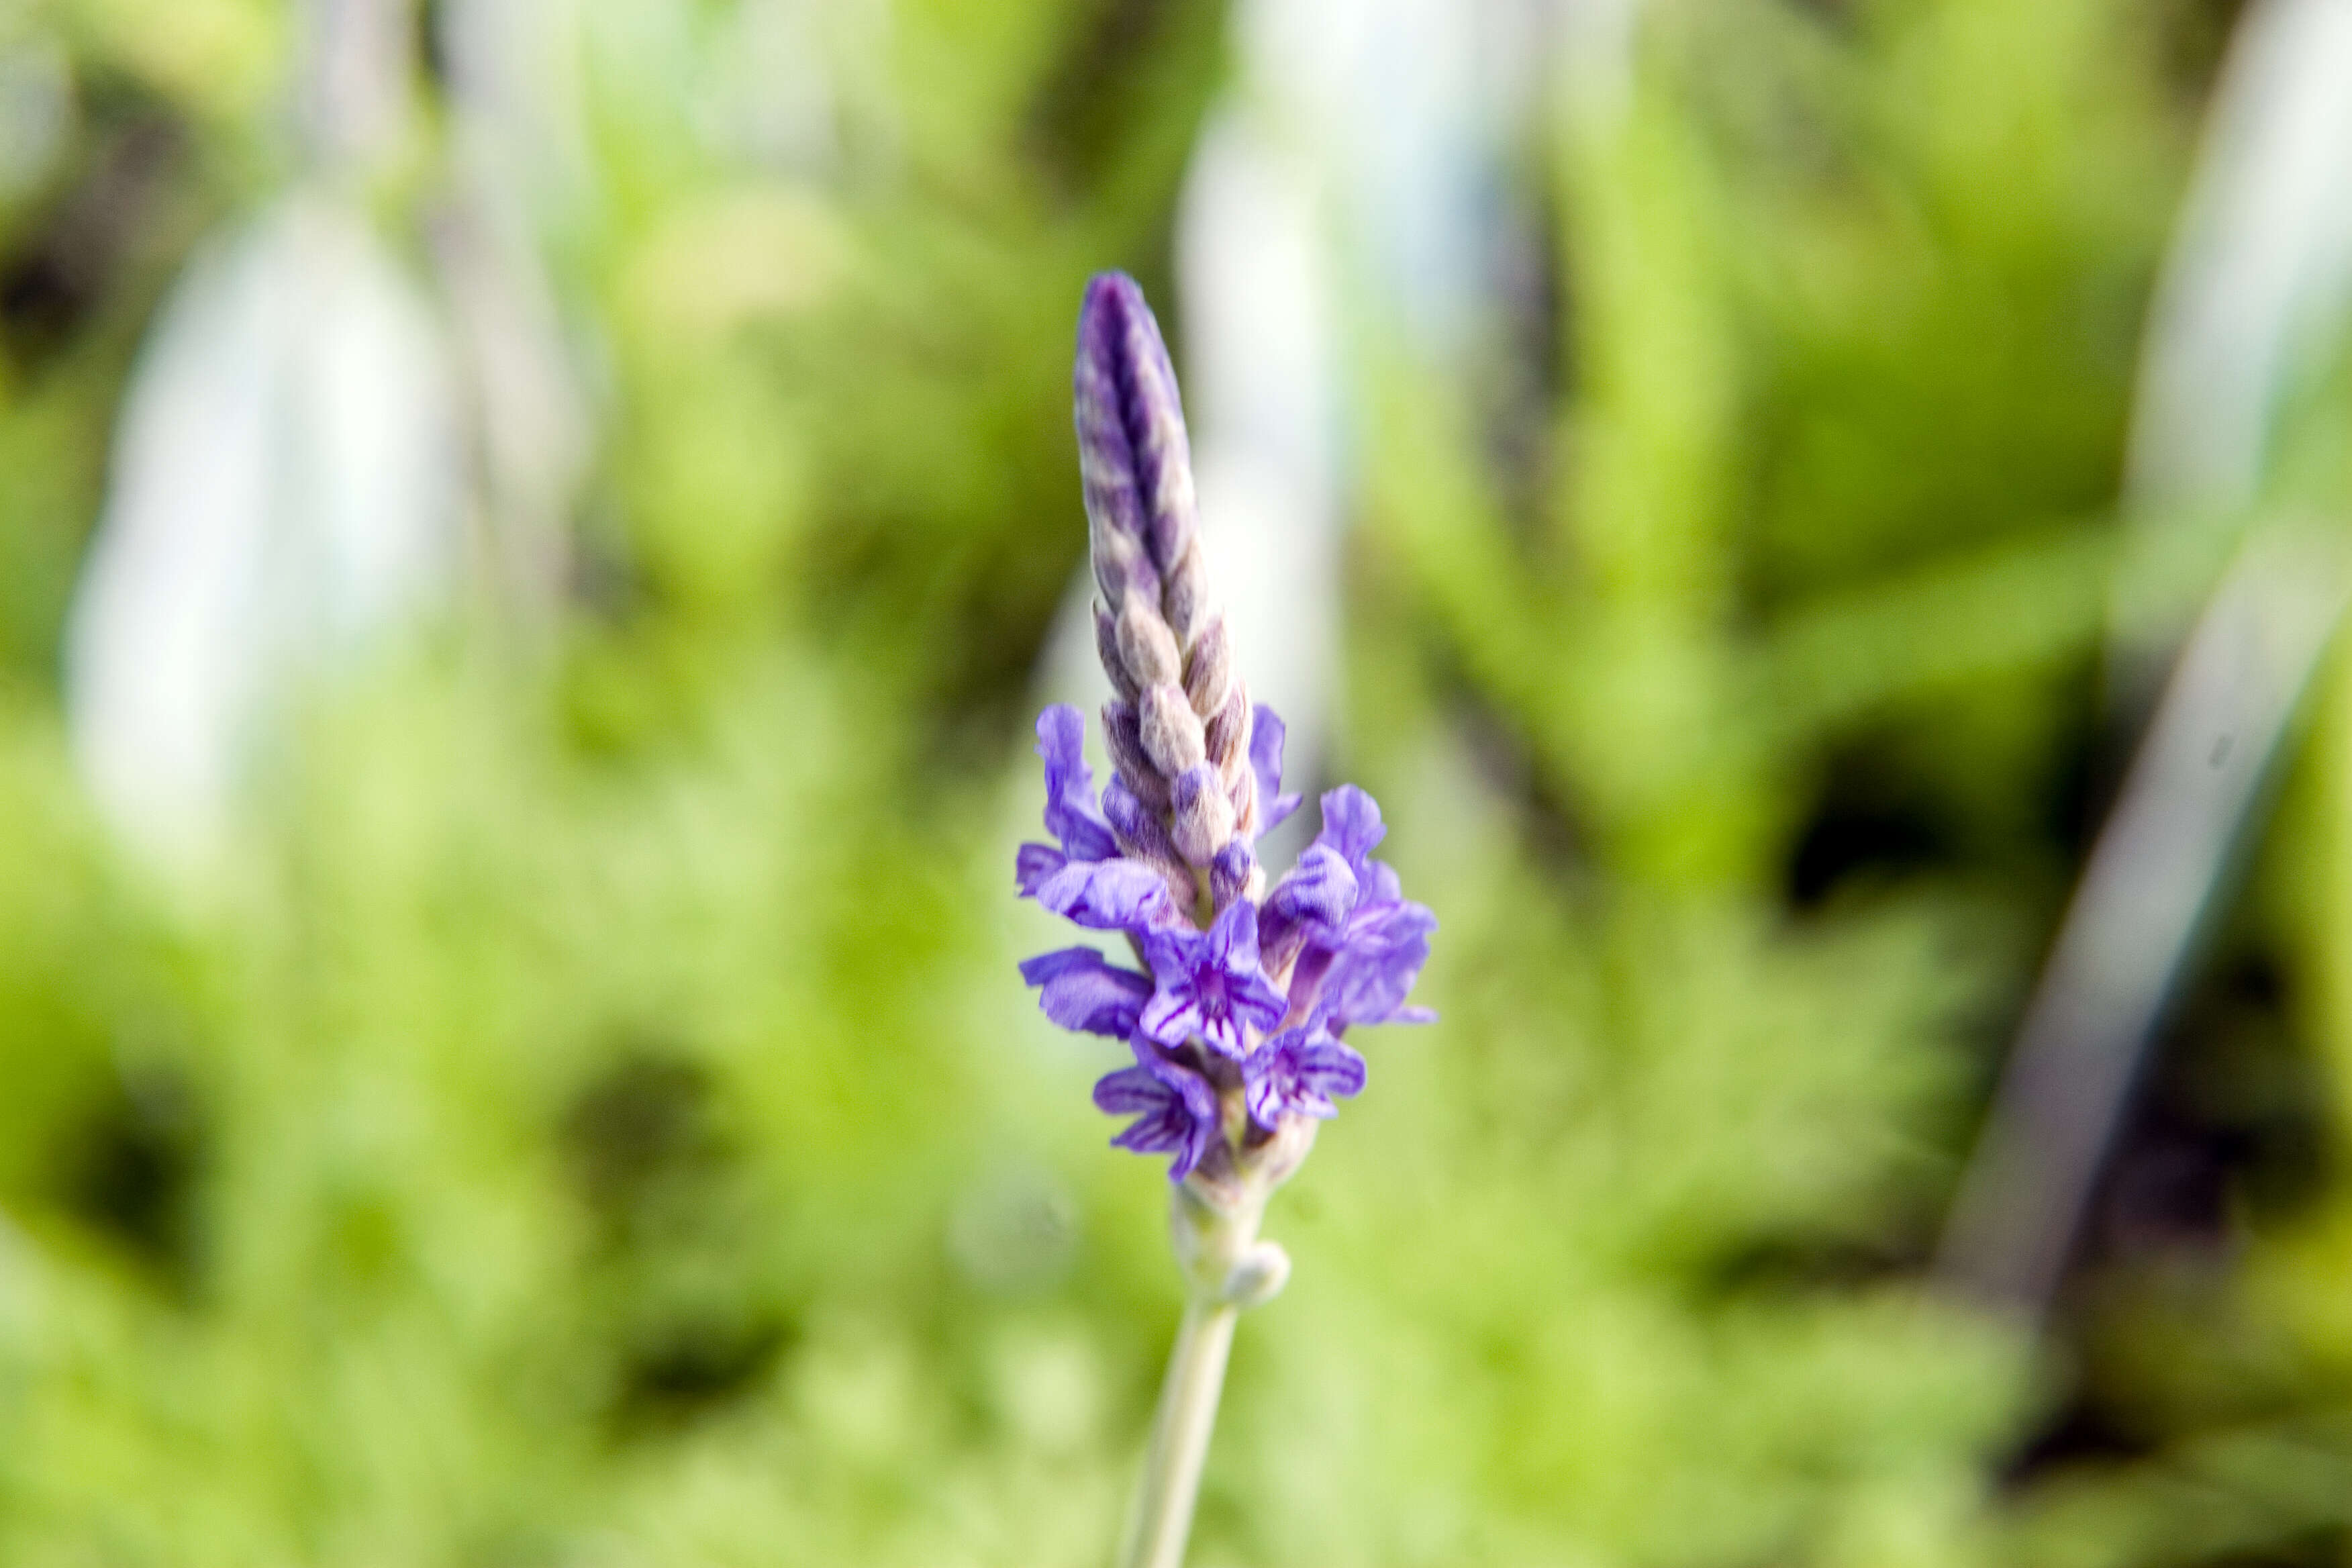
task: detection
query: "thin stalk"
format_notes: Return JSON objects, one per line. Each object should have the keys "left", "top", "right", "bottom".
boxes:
{"left": 1117, "top": 1295, "right": 1240, "bottom": 1568}
{"left": 1114, "top": 1119, "right": 1300, "bottom": 1567}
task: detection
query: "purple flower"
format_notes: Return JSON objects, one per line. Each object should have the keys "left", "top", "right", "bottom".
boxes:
{"left": 1276, "top": 787, "right": 1438, "bottom": 1035}
{"left": 1244, "top": 1024, "right": 1367, "bottom": 1128}
{"left": 1141, "top": 900, "right": 1289, "bottom": 1061}
{"left": 1258, "top": 844, "right": 1358, "bottom": 976}
{"left": 1016, "top": 705, "right": 1174, "bottom": 932}
{"left": 1040, "top": 706, "right": 1116, "bottom": 858}
{"left": 1093, "top": 1040, "right": 1221, "bottom": 1181}
{"left": 1316, "top": 898, "right": 1438, "bottom": 1032}
{"left": 1036, "top": 859, "right": 1177, "bottom": 932}
{"left": 1019, "top": 947, "right": 1153, "bottom": 1038}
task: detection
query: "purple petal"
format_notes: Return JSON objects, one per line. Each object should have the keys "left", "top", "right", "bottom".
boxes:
{"left": 1214, "top": 903, "right": 1291, "bottom": 1048}
{"left": 1138, "top": 924, "right": 1209, "bottom": 1044}
{"left": 1351, "top": 895, "right": 1433, "bottom": 942}
{"left": 1313, "top": 785, "right": 1386, "bottom": 877}
{"left": 1141, "top": 923, "right": 1204, "bottom": 994}
{"left": 1108, "top": 1108, "right": 1189, "bottom": 1163}
{"left": 1018, "top": 948, "right": 1104, "bottom": 985}
{"left": 1285, "top": 945, "right": 1333, "bottom": 1018}
{"left": 1191, "top": 1014, "right": 1250, "bottom": 1061}
{"left": 1093, "top": 1041, "right": 1220, "bottom": 1180}
{"left": 1243, "top": 1068, "right": 1282, "bottom": 1130}
{"left": 1230, "top": 965, "right": 1291, "bottom": 1040}
{"left": 1101, "top": 779, "right": 1195, "bottom": 904}
{"left": 1036, "top": 703, "right": 1087, "bottom": 762}
{"left": 1210, "top": 842, "right": 1255, "bottom": 914}
{"left": 1100, "top": 775, "right": 1165, "bottom": 851}
{"left": 1038, "top": 857, "right": 1172, "bottom": 931}
{"left": 1320, "top": 899, "right": 1437, "bottom": 1032}
{"left": 1136, "top": 883, "right": 1288, "bottom": 1059}
{"left": 1242, "top": 1026, "right": 1366, "bottom": 1128}
{"left": 1016, "top": 842, "right": 1066, "bottom": 897}
{"left": 1291, "top": 1034, "right": 1368, "bottom": 1097}
{"left": 1138, "top": 985, "right": 1204, "bottom": 1050}
{"left": 1249, "top": 705, "right": 1302, "bottom": 838}
{"left": 1035, "top": 705, "right": 1118, "bottom": 864}
{"left": 1020, "top": 947, "right": 1153, "bottom": 1037}
{"left": 1207, "top": 899, "right": 1261, "bottom": 969}
{"left": 1093, "top": 1063, "right": 1170, "bottom": 1116}
{"left": 1258, "top": 844, "right": 1359, "bottom": 973}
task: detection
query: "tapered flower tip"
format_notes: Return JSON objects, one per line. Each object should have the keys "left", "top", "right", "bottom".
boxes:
{"left": 1075, "top": 272, "right": 1196, "bottom": 580}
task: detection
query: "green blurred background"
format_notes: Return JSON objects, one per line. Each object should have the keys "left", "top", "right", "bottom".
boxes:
{"left": 5, "top": 0, "right": 2352, "bottom": 1562}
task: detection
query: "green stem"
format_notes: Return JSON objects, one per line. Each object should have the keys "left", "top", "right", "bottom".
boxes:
{"left": 1117, "top": 1295, "right": 1240, "bottom": 1568}
{"left": 1114, "top": 1123, "right": 1307, "bottom": 1567}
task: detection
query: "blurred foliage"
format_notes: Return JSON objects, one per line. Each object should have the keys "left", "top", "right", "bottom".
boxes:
{"left": 3, "top": 0, "right": 2352, "bottom": 1565}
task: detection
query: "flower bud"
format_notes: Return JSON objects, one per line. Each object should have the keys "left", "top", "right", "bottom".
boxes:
{"left": 1118, "top": 599, "right": 1184, "bottom": 689}
{"left": 1210, "top": 841, "right": 1257, "bottom": 914}
{"left": 1104, "top": 775, "right": 1197, "bottom": 908}
{"left": 1094, "top": 602, "right": 1139, "bottom": 702}
{"left": 1258, "top": 844, "right": 1358, "bottom": 976}
{"left": 1088, "top": 511, "right": 1159, "bottom": 611}
{"left": 1228, "top": 761, "right": 1259, "bottom": 841}
{"left": 1164, "top": 534, "right": 1210, "bottom": 642}
{"left": 1141, "top": 683, "right": 1208, "bottom": 777}
{"left": 1203, "top": 683, "right": 1250, "bottom": 776}
{"left": 1144, "top": 446, "right": 1197, "bottom": 574}
{"left": 1102, "top": 700, "right": 1171, "bottom": 809}
{"left": 1183, "top": 615, "right": 1235, "bottom": 719}
{"left": 1171, "top": 764, "right": 1236, "bottom": 865}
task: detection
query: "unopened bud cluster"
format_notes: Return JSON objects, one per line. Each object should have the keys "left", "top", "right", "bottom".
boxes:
{"left": 1075, "top": 281, "right": 1263, "bottom": 905}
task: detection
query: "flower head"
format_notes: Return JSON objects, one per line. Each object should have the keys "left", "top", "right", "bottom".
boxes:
{"left": 1016, "top": 273, "right": 1435, "bottom": 1181}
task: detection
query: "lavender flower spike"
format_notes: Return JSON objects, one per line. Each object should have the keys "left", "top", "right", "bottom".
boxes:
{"left": 1023, "top": 275, "right": 1434, "bottom": 1171}
{"left": 1016, "top": 273, "right": 1436, "bottom": 1568}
